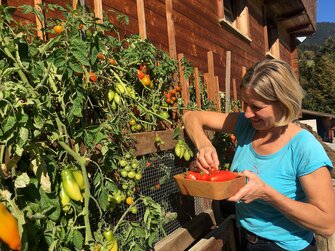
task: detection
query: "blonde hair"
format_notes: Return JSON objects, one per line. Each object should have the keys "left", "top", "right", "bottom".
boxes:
{"left": 241, "top": 59, "right": 305, "bottom": 126}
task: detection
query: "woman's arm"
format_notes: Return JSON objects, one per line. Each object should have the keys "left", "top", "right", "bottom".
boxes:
{"left": 182, "top": 111, "right": 239, "bottom": 172}
{"left": 228, "top": 168, "right": 335, "bottom": 237}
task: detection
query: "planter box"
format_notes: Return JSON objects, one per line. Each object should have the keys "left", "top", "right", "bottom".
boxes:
{"left": 131, "top": 128, "right": 184, "bottom": 156}
{"left": 174, "top": 174, "right": 246, "bottom": 200}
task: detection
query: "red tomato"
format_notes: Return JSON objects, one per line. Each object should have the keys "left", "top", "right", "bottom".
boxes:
{"left": 198, "top": 173, "right": 210, "bottom": 181}
{"left": 185, "top": 171, "right": 200, "bottom": 180}
{"left": 97, "top": 53, "right": 105, "bottom": 60}
{"left": 137, "top": 70, "right": 144, "bottom": 79}
{"left": 209, "top": 170, "right": 237, "bottom": 182}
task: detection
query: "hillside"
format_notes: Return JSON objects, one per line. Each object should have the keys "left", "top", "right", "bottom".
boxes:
{"left": 299, "top": 22, "right": 335, "bottom": 47}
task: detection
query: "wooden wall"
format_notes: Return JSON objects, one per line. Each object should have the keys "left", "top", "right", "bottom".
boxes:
{"left": 2, "top": 0, "right": 301, "bottom": 103}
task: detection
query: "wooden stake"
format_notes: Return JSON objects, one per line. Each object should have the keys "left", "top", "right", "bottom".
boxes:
{"left": 178, "top": 54, "right": 189, "bottom": 112}
{"left": 193, "top": 67, "right": 201, "bottom": 109}
{"left": 207, "top": 51, "right": 215, "bottom": 104}
{"left": 215, "top": 76, "right": 221, "bottom": 112}
{"left": 232, "top": 78, "right": 239, "bottom": 112}
{"left": 225, "top": 51, "right": 231, "bottom": 113}
{"left": 241, "top": 66, "right": 247, "bottom": 111}
{"left": 34, "top": 0, "right": 44, "bottom": 40}
{"left": 72, "top": 0, "right": 78, "bottom": 10}
{"left": 94, "top": 0, "right": 103, "bottom": 23}
{"left": 137, "top": 0, "right": 147, "bottom": 39}
{"left": 166, "top": 0, "right": 177, "bottom": 60}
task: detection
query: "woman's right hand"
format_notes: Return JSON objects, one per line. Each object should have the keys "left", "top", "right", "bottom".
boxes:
{"left": 195, "top": 145, "right": 220, "bottom": 173}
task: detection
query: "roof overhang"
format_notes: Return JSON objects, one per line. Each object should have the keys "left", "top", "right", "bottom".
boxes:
{"left": 264, "top": 0, "right": 317, "bottom": 36}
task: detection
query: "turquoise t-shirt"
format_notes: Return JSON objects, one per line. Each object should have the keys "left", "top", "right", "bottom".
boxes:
{"left": 230, "top": 114, "right": 333, "bottom": 251}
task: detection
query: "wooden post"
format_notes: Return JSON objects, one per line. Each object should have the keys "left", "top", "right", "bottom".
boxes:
{"left": 215, "top": 76, "right": 221, "bottom": 112}
{"left": 232, "top": 78, "right": 239, "bottom": 112}
{"left": 204, "top": 73, "right": 211, "bottom": 102}
{"left": 137, "top": 0, "right": 147, "bottom": 39}
{"left": 193, "top": 67, "right": 201, "bottom": 109}
{"left": 94, "top": 0, "right": 103, "bottom": 23}
{"left": 34, "top": 0, "right": 44, "bottom": 40}
{"left": 178, "top": 53, "right": 190, "bottom": 112}
{"left": 72, "top": 0, "right": 78, "bottom": 10}
{"left": 207, "top": 51, "right": 215, "bottom": 104}
{"left": 165, "top": 0, "right": 177, "bottom": 60}
{"left": 241, "top": 66, "right": 247, "bottom": 111}
{"left": 225, "top": 51, "right": 231, "bottom": 113}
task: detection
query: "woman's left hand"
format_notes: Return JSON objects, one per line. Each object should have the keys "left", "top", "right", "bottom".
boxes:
{"left": 227, "top": 170, "right": 270, "bottom": 203}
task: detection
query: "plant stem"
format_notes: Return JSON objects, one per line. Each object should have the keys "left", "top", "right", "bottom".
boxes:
{"left": 57, "top": 141, "right": 94, "bottom": 244}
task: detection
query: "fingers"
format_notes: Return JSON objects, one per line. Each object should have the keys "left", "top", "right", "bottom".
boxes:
{"left": 195, "top": 146, "right": 219, "bottom": 173}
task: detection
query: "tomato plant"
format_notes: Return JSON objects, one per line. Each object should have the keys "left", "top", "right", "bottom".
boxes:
{"left": 0, "top": 3, "right": 213, "bottom": 251}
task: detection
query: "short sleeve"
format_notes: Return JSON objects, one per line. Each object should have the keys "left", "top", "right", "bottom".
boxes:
{"left": 294, "top": 130, "right": 333, "bottom": 177}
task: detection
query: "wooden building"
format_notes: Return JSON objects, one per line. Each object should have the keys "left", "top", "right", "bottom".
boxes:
{"left": 2, "top": 0, "right": 317, "bottom": 104}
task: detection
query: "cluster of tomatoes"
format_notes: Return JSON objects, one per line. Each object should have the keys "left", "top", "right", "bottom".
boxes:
{"left": 137, "top": 64, "right": 152, "bottom": 88}
{"left": 185, "top": 169, "right": 238, "bottom": 182}
{"left": 164, "top": 86, "right": 181, "bottom": 106}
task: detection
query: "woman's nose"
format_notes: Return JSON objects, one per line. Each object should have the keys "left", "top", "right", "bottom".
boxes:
{"left": 244, "top": 106, "right": 254, "bottom": 118}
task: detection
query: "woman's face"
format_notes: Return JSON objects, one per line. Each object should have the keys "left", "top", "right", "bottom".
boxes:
{"left": 242, "top": 87, "right": 283, "bottom": 130}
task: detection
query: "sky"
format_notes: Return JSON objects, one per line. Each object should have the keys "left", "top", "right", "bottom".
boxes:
{"left": 317, "top": 0, "right": 335, "bottom": 22}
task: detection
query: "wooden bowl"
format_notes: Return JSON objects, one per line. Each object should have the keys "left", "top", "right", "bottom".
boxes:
{"left": 173, "top": 173, "right": 246, "bottom": 200}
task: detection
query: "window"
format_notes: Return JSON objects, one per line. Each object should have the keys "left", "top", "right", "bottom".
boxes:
{"left": 218, "top": 0, "right": 250, "bottom": 40}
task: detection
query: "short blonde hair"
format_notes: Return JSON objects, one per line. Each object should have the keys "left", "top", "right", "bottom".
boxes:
{"left": 241, "top": 59, "right": 305, "bottom": 126}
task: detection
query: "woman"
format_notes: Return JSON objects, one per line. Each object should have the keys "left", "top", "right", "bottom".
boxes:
{"left": 183, "top": 59, "right": 335, "bottom": 251}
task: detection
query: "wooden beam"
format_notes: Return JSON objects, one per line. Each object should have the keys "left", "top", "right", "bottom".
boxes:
{"left": 94, "top": 0, "right": 103, "bottom": 23}
{"left": 137, "top": 0, "right": 147, "bottom": 39}
{"left": 225, "top": 51, "right": 231, "bottom": 113}
{"left": 165, "top": 0, "right": 177, "bottom": 60}
{"left": 276, "top": 9, "right": 305, "bottom": 23}
{"left": 193, "top": 67, "right": 201, "bottom": 109}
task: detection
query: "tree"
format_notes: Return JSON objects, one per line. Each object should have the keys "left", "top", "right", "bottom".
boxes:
{"left": 299, "top": 38, "right": 335, "bottom": 114}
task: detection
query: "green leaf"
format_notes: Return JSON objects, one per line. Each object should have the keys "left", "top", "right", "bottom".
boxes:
{"left": 99, "top": 187, "right": 109, "bottom": 211}
{"left": 19, "top": 127, "right": 29, "bottom": 147}
{"left": 2, "top": 115, "right": 16, "bottom": 133}
{"left": 71, "top": 49, "right": 90, "bottom": 66}
{"left": 90, "top": 46, "right": 98, "bottom": 65}
{"left": 73, "top": 230, "right": 84, "bottom": 250}
{"left": 68, "top": 60, "right": 84, "bottom": 73}
{"left": 15, "top": 173, "right": 30, "bottom": 188}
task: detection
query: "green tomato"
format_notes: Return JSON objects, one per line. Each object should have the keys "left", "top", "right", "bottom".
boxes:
{"left": 127, "top": 171, "right": 135, "bottom": 179}
{"left": 120, "top": 170, "right": 128, "bottom": 178}
{"left": 124, "top": 165, "right": 132, "bottom": 172}
{"left": 119, "top": 159, "right": 127, "bottom": 167}
{"left": 130, "top": 206, "right": 137, "bottom": 214}
{"left": 114, "top": 194, "right": 122, "bottom": 204}
{"left": 125, "top": 153, "right": 132, "bottom": 159}
{"left": 135, "top": 173, "right": 142, "bottom": 180}
{"left": 103, "top": 230, "right": 114, "bottom": 241}
{"left": 131, "top": 162, "right": 139, "bottom": 169}
{"left": 135, "top": 124, "right": 142, "bottom": 131}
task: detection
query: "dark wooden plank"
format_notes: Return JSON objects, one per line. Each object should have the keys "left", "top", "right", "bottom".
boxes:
{"left": 154, "top": 209, "right": 216, "bottom": 251}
